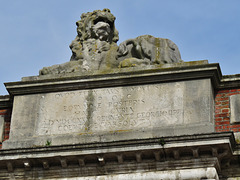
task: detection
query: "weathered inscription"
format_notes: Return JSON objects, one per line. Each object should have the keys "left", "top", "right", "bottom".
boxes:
{"left": 5, "top": 77, "right": 214, "bottom": 150}
{"left": 36, "top": 83, "right": 186, "bottom": 135}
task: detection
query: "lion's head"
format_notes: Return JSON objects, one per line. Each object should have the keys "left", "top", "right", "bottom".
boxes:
{"left": 70, "top": 9, "right": 119, "bottom": 61}
{"left": 76, "top": 8, "right": 118, "bottom": 43}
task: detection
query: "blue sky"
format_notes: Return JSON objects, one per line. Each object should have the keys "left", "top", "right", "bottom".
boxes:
{"left": 0, "top": 0, "right": 240, "bottom": 95}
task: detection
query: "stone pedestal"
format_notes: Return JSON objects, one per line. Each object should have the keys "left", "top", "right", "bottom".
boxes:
{"left": 3, "top": 61, "right": 219, "bottom": 149}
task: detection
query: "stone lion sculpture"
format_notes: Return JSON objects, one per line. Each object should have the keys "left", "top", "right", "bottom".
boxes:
{"left": 69, "top": 9, "right": 119, "bottom": 67}
{"left": 39, "top": 9, "right": 182, "bottom": 75}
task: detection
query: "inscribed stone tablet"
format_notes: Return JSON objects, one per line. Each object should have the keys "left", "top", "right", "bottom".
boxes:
{"left": 230, "top": 94, "right": 240, "bottom": 123}
{"left": 35, "top": 83, "right": 184, "bottom": 135}
{"left": 6, "top": 78, "right": 214, "bottom": 148}
{"left": 0, "top": 115, "right": 4, "bottom": 142}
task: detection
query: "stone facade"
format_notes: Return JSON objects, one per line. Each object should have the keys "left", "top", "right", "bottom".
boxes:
{"left": 0, "top": 9, "right": 240, "bottom": 180}
{"left": 0, "top": 61, "right": 240, "bottom": 179}
{"left": 4, "top": 75, "right": 214, "bottom": 149}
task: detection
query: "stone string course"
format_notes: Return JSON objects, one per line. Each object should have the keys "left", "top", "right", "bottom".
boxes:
{"left": 215, "top": 89, "right": 240, "bottom": 133}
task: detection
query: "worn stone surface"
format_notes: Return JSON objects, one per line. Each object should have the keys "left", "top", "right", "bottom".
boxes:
{"left": 234, "top": 132, "right": 240, "bottom": 144}
{"left": 40, "top": 9, "right": 119, "bottom": 75}
{"left": 38, "top": 168, "right": 218, "bottom": 180}
{"left": 3, "top": 78, "right": 214, "bottom": 149}
{"left": 118, "top": 35, "right": 182, "bottom": 68}
{"left": 23, "top": 60, "right": 209, "bottom": 82}
{"left": 230, "top": 94, "right": 240, "bottom": 123}
{"left": 0, "top": 115, "right": 4, "bottom": 142}
{"left": 39, "top": 9, "right": 182, "bottom": 75}
{"left": 1, "top": 133, "right": 233, "bottom": 179}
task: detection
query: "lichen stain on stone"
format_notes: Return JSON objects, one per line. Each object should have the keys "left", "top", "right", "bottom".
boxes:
{"left": 85, "top": 90, "right": 95, "bottom": 131}
{"left": 155, "top": 37, "right": 161, "bottom": 64}
{"left": 78, "top": 132, "right": 93, "bottom": 136}
{"left": 109, "top": 129, "right": 131, "bottom": 133}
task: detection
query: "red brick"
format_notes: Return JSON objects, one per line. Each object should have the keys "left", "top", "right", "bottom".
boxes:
{"left": 5, "top": 122, "right": 10, "bottom": 126}
{"left": 0, "top": 110, "right": 7, "bottom": 113}
{"left": 4, "top": 135, "right": 9, "bottom": 140}
{"left": 215, "top": 113, "right": 230, "bottom": 117}
{"left": 217, "top": 129, "right": 230, "bottom": 132}
{"left": 215, "top": 102, "right": 222, "bottom": 105}
{"left": 4, "top": 127, "right": 10, "bottom": 131}
{"left": 223, "top": 129, "right": 231, "bottom": 132}
{"left": 223, "top": 117, "right": 230, "bottom": 121}
{"left": 215, "top": 105, "right": 229, "bottom": 109}
{"left": 218, "top": 90, "right": 230, "bottom": 93}
{"left": 221, "top": 101, "right": 229, "bottom": 105}
{"left": 231, "top": 129, "right": 239, "bottom": 132}
{"left": 215, "top": 97, "right": 229, "bottom": 101}
{"left": 229, "top": 93, "right": 239, "bottom": 96}
{"left": 215, "top": 121, "right": 230, "bottom": 125}
{"left": 215, "top": 118, "right": 223, "bottom": 121}
{"left": 0, "top": 112, "right": 7, "bottom": 115}
{"left": 215, "top": 110, "right": 221, "bottom": 114}
{"left": 215, "top": 126, "right": 223, "bottom": 130}
{"left": 222, "top": 125, "right": 230, "bottom": 129}
{"left": 230, "top": 124, "right": 240, "bottom": 128}
{"left": 222, "top": 109, "right": 229, "bottom": 113}
{"left": 5, "top": 130, "right": 10, "bottom": 134}
{"left": 216, "top": 94, "right": 227, "bottom": 98}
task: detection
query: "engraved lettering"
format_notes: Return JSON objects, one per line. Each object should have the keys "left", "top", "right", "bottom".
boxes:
{"left": 37, "top": 83, "right": 187, "bottom": 136}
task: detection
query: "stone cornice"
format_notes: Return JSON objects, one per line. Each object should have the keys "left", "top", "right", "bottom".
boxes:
{"left": 3, "top": 61, "right": 240, "bottom": 96}
{"left": 0, "top": 95, "right": 12, "bottom": 109}
{"left": 219, "top": 74, "right": 240, "bottom": 89}
{"left": 4, "top": 62, "right": 222, "bottom": 96}
{"left": 0, "top": 132, "right": 237, "bottom": 177}
{"left": 0, "top": 132, "right": 235, "bottom": 157}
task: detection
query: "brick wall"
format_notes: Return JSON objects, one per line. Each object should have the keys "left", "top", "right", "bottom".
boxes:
{"left": 215, "top": 89, "right": 240, "bottom": 132}
{"left": 0, "top": 109, "right": 11, "bottom": 149}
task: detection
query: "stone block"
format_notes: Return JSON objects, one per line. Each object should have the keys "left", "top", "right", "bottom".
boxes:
{"left": 3, "top": 77, "right": 214, "bottom": 149}
{"left": 230, "top": 94, "right": 240, "bottom": 123}
{"left": 67, "top": 168, "right": 219, "bottom": 180}
{"left": 0, "top": 115, "right": 4, "bottom": 142}
{"left": 234, "top": 132, "right": 240, "bottom": 144}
